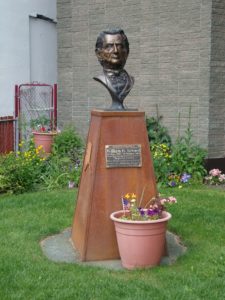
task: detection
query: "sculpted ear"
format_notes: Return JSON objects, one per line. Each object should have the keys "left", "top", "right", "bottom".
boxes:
{"left": 95, "top": 48, "right": 102, "bottom": 60}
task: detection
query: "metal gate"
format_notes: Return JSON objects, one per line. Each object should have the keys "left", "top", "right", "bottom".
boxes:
{"left": 15, "top": 83, "right": 57, "bottom": 148}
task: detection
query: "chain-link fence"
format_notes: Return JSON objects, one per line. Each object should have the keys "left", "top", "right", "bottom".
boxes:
{"left": 15, "top": 83, "right": 57, "bottom": 149}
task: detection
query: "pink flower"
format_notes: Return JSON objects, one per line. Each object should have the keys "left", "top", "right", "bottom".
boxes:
{"left": 160, "top": 198, "right": 167, "bottom": 205}
{"left": 209, "top": 169, "right": 221, "bottom": 177}
{"left": 219, "top": 174, "right": 225, "bottom": 182}
{"left": 68, "top": 181, "right": 75, "bottom": 189}
{"left": 168, "top": 196, "right": 177, "bottom": 203}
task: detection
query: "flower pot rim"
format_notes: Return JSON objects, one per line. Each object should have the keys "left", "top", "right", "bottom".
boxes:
{"left": 110, "top": 210, "right": 172, "bottom": 224}
{"left": 32, "top": 131, "right": 57, "bottom": 135}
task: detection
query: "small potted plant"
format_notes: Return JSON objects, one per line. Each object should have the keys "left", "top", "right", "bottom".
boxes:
{"left": 30, "top": 115, "right": 58, "bottom": 153}
{"left": 110, "top": 192, "right": 177, "bottom": 269}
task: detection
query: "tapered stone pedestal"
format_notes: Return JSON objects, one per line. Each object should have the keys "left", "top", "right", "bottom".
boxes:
{"left": 71, "top": 110, "right": 157, "bottom": 261}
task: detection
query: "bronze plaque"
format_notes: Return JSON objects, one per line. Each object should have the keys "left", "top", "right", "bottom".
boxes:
{"left": 105, "top": 144, "right": 142, "bottom": 168}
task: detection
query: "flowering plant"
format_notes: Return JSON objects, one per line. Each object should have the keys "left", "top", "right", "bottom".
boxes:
{"left": 0, "top": 140, "right": 47, "bottom": 193}
{"left": 204, "top": 169, "right": 225, "bottom": 185}
{"left": 30, "top": 115, "right": 59, "bottom": 133}
{"left": 121, "top": 192, "right": 177, "bottom": 221}
{"left": 168, "top": 172, "right": 191, "bottom": 187}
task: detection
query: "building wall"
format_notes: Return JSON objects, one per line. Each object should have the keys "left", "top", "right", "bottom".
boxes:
{"left": 57, "top": 0, "right": 73, "bottom": 127}
{"left": 209, "top": 0, "right": 225, "bottom": 158}
{"left": 0, "top": 0, "right": 56, "bottom": 117}
{"left": 57, "top": 0, "right": 224, "bottom": 157}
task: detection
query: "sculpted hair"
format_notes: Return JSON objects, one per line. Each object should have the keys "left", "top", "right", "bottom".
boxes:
{"left": 95, "top": 28, "right": 129, "bottom": 54}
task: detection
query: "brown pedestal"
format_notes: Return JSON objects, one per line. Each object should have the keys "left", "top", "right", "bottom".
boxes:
{"left": 71, "top": 110, "right": 157, "bottom": 261}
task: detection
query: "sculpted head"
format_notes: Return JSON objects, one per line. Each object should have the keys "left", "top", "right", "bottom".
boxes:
{"left": 95, "top": 28, "right": 129, "bottom": 70}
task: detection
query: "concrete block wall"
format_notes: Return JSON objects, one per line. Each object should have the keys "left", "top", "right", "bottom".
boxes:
{"left": 209, "top": 0, "right": 225, "bottom": 157}
{"left": 57, "top": 0, "right": 73, "bottom": 127}
{"left": 57, "top": 0, "right": 225, "bottom": 158}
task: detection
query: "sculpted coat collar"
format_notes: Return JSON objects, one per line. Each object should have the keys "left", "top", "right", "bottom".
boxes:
{"left": 93, "top": 69, "right": 134, "bottom": 110}
{"left": 103, "top": 69, "right": 134, "bottom": 101}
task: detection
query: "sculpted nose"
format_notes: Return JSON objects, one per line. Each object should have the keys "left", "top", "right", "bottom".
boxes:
{"left": 113, "top": 43, "right": 118, "bottom": 53}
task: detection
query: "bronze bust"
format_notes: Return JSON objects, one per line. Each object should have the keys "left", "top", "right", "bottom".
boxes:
{"left": 94, "top": 28, "right": 134, "bottom": 111}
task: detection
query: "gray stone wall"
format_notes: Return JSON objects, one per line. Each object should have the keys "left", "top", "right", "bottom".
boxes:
{"left": 209, "top": 0, "right": 225, "bottom": 158}
{"left": 57, "top": 0, "right": 73, "bottom": 127}
{"left": 57, "top": 0, "right": 225, "bottom": 158}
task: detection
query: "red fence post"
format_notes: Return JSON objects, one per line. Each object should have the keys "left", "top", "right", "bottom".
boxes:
{"left": 15, "top": 85, "right": 19, "bottom": 118}
{"left": 53, "top": 83, "right": 57, "bottom": 129}
{"left": 14, "top": 84, "right": 20, "bottom": 149}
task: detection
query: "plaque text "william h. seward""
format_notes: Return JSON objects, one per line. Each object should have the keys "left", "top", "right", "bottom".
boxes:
{"left": 105, "top": 144, "right": 142, "bottom": 168}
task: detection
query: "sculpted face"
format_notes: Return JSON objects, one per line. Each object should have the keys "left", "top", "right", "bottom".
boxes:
{"left": 97, "top": 34, "right": 128, "bottom": 70}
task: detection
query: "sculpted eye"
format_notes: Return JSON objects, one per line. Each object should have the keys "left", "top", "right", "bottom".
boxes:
{"left": 105, "top": 44, "right": 113, "bottom": 50}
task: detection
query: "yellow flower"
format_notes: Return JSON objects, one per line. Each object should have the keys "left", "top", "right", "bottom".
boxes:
{"left": 124, "top": 193, "right": 136, "bottom": 200}
{"left": 124, "top": 193, "right": 130, "bottom": 199}
{"left": 18, "top": 141, "right": 25, "bottom": 147}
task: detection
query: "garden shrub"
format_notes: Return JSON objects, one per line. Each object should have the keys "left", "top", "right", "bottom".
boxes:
{"left": 150, "top": 143, "right": 171, "bottom": 184}
{"left": 146, "top": 116, "right": 172, "bottom": 147}
{"left": 147, "top": 114, "right": 207, "bottom": 187}
{"left": 40, "top": 156, "right": 82, "bottom": 191}
{"left": 0, "top": 127, "right": 84, "bottom": 194}
{"left": 170, "top": 127, "right": 207, "bottom": 183}
{"left": 41, "top": 127, "right": 84, "bottom": 190}
{"left": 52, "top": 127, "right": 83, "bottom": 162}
{"left": 0, "top": 141, "right": 46, "bottom": 194}
{"left": 0, "top": 116, "right": 207, "bottom": 193}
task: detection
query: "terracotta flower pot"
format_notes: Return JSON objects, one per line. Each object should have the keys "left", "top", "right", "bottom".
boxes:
{"left": 110, "top": 210, "right": 171, "bottom": 270}
{"left": 33, "top": 132, "right": 57, "bottom": 153}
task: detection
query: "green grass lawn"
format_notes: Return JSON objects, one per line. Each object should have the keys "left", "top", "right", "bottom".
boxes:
{"left": 0, "top": 186, "right": 225, "bottom": 300}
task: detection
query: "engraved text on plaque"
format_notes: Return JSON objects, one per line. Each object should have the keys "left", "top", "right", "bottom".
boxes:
{"left": 105, "top": 144, "right": 142, "bottom": 168}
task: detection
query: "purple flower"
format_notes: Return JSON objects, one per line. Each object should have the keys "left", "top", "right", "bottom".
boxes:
{"left": 139, "top": 208, "right": 145, "bottom": 217}
{"left": 122, "top": 198, "right": 130, "bottom": 210}
{"left": 122, "top": 199, "right": 129, "bottom": 205}
{"left": 180, "top": 173, "right": 191, "bottom": 183}
{"left": 147, "top": 209, "right": 160, "bottom": 216}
